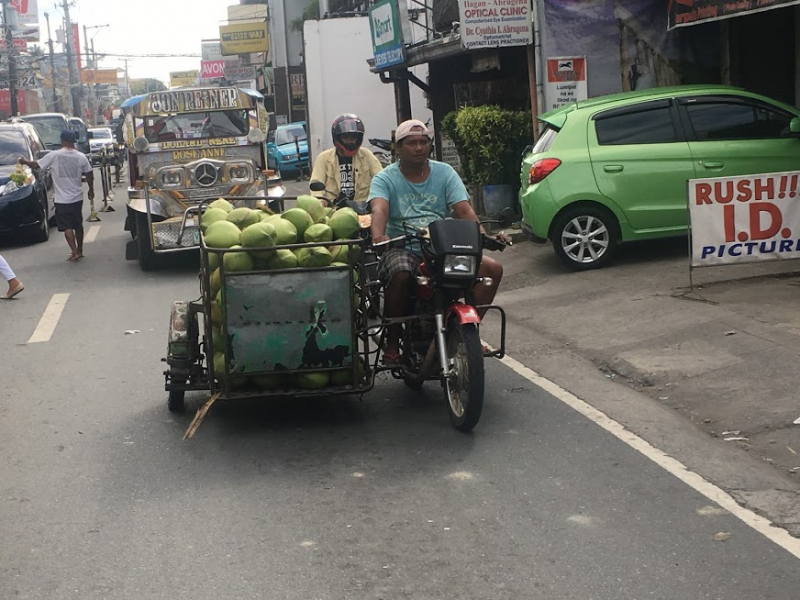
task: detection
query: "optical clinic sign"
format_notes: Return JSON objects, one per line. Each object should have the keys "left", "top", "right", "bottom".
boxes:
{"left": 459, "top": 0, "right": 532, "bottom": 50}
{"left": 689, "top": 171, "right": 800, "bottom": 267}
{"left": 369, "top": 0, "right": 409, "bottom": 69}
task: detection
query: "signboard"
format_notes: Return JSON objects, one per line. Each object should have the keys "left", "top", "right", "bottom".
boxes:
{"left": 669, "top": 0, "right": 800, "bottom": 29}
{"left": 459, "top": 0, "right": 533, "bottom": 50}
{"left": 225, "top": 65, "right": 257, "bottom": 81}
{"left": 10, "top": 0, "right": 38, "bottom": 25}
{"left": 545, "top": 57, "right": 588, "bottom": 111}
{"left": 0, "top": 73, "right": 37, "bottom": 89}
{"left": 202, "top": 41, "right": 223, "bottom": 61}
{"left": 170, "top": 70, "right": 198, "bottom": 87}
{"left": 200, "top": 60, "right": 225, "bottom": 80}
{"left": 290, "top": 73, "right": 306, "bottom": 112}
{"left": 689, "top": 171, "right": 800, "bottom": 267}
{"left": 12, "top": 39, "right": 27, "bottom": 51}
{"left": 12, "top": 24, "right": 38, "bottom": 42}
{"left": 219, "top": 21, "right": 269, "bottom": 55}
{"left": 368, "top": 0, "right": 408, "bottom": 69}
{"left": 144, "top": 89, "right": 245, "bottom": 115}
{"left": 81, "top": 69, "right": 118, "bottom": 84}
{"left": 440, "top": 134, "right": 462, "bottom": 174}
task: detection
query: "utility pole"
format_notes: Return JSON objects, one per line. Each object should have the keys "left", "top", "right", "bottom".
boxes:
{"left": 124, "top": 58, "right": 130, "bottom": 98}
{"left": 83, "top": 24, "right": 94, "bottom": 124}
{"left": 1, "top": 0, "right": 19, "bottom": 116}
{"left": 62, "top": 0, "right": 81, "bottom": 116}
{"left": 44, "top": 12, "right": 60, "bottom": 113}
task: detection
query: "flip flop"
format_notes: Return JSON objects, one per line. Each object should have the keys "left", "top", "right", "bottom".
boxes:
{"left": 67, "top": 256, "right": 80, "bottom": 262}
{"left": 1, "top": 284, "right": 24, "bottom": 299}
{"left": 381, "top": 351, "right": 402, "bottom": 366}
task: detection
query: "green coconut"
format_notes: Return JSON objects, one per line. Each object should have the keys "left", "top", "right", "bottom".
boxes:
{"left": 271, "top": 218, "right": 298, "bottom": 245}
{"left": 281, "top": 208, "right": 314, "bottom": 239}
{"left": 201, "top": 207, "right": 228, "bottom": 232}
{"left": 204, "top": 220, "right": 242, "bottom": 248}
{"left": 296, "top": 194, "right": 326, "bottom": 223}
{"left": 294, "top": 371, "right": 330, "bottom": 389}
{"left": 227, "top": 207, "right": 261, "bottom": 230}
{"left": 265, "top": 249, "right": 299, "bottom": 270}
{"left": 304, "top": 223, "right": 334, "bottom": 243}
{"left": 330, "top": 358, "right": 365, "bottom": 386}
{"left": 208, "top": 252, "right": 220, "bottom": 270}
{"left": 210, "top": 301, "right": 223, "bottom": 328}
{"left": 213, "top": 352, "right": 227, "bottom": 376}
{"left": 241, "top": 222, "right": 277, "bottom": 259}
{"left": 330, "top": 244, "right": 350, "bottom": 263}
{"left": 223, "top": 246, "right": 254, "bottom": 272}
{"left": 209, "top": 198, "right": 234, "bottom": 213}
{"left": 329, "top": 208, "right": 360, "bottom": 240}
{"left": 211, "top": 327, "right": 226, "bottom": 354}
{"left": 261, "top": 212, "right": 281, "bottom": 223}
{"left": 296, "top": 246, "right": 333, "bottom": 268}
{"left": 209, "top": 268, "right": 222, "bottom": 296}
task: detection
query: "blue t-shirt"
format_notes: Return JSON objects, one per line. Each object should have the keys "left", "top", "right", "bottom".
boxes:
{"left": 368, "top": 160, "right": 470, "bottom": 247}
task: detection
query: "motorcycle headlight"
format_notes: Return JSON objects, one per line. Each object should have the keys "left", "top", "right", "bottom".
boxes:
{"left": 442, "top": 255, "right": 477, "bottom": 277}
{"left": 225, "top": 162, "right": 252, "bottom": 184}
{"left": 158, "top": 167, "right": 185, "bottom": 189}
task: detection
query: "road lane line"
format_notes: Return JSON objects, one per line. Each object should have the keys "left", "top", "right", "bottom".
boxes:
{"left": 84, "top": 225, "right": 100, "bottom": 244}
{"left": 27, "top": 293, "right": 70, "bottom": 344}
{"left": 499, "top": 354, "right": 800, "bottom": 560}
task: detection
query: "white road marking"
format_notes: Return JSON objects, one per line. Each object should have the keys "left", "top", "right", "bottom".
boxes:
{"left": 499, "top": 354, "right": 800, "bottom": 560}
{"left": 84, "top": 225, "right": 100, "bottom": 244}
{"left": 27, "top": 293, "right": 70, "bottom": 344}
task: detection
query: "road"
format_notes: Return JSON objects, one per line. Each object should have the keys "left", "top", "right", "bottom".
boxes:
{"left": 1, "top": 182, "right": 799, "bottom": 599}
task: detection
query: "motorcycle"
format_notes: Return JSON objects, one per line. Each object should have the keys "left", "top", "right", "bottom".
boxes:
{"left": 368, "top": 137, "right": 393, "bottom": 167}
{"left": 373, "top": 218, "right": 509, "bottom": 431}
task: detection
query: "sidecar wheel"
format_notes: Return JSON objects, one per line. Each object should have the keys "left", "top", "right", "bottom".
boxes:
{"left": 444, "top": 323, "right": 484, "bottom": 432}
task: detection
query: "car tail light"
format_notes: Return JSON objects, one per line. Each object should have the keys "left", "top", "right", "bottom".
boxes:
{"left": 529, "top": 158, "right": 562, "bottom": 185}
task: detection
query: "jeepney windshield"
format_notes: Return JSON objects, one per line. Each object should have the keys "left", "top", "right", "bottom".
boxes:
{"left": 143, "top": 109, "right": 249, "bottom": 143}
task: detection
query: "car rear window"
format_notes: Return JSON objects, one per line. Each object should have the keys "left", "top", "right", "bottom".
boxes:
{"left": 532, "top": 127, "right": 558, "bottom": 153}
{"left": 595, "top": 106, "right": 677, "bottom": 145}
{"left": 684, "top": 100, "right": 794, "bottom": 140}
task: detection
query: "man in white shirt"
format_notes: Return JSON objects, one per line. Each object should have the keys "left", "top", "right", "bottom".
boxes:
{"left": 21, "top": 130, "right": 94, "bottom": 262}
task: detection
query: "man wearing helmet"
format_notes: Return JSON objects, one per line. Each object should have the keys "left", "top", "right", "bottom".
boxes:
{"left": 310, "top": 114, "right": 383, "bottom": 206}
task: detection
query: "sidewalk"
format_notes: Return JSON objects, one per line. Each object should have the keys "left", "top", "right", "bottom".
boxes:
{"left": 481, "top": 237, "right": 800, "bottom": 533}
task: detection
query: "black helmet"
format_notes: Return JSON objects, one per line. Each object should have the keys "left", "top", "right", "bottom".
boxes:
{"left": 331, "top": 113, "right": 365, "bottom": 157}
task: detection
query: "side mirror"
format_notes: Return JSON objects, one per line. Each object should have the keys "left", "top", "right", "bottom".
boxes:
{"left": 309, "top": 180, "right": 325, "bottom": 192}
{"left": 791, "top": 117, "right": 800, "bottom": 134}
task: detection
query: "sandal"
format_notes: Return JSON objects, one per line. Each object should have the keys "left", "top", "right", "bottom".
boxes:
{"left": 382, "top": 351, "right": 402, "bottom": 366}
{"left": 1, "top": 284, "right": 25, "bottom": 299}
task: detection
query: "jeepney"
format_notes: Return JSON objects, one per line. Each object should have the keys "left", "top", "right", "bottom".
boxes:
{"left": 123, "top": 87, "right": 284, "bottom": 270}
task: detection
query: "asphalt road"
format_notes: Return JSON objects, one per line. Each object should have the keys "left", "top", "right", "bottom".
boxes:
{"left": 1, "top": 186, "right": 799, "bottom": 599}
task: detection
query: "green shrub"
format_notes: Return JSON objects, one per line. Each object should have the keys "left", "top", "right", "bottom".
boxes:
{"left": 441, "top": 106, "right": 532, "bottom": 188}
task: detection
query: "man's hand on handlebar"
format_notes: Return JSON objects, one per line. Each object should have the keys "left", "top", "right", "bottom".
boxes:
{"left": 494, "top": 232, "right": 512, "bottom": 245}
{"left": 372, "top": 234, "right": 390, "bottom": 245}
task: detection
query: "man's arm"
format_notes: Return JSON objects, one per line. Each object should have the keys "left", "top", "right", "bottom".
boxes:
{"left": 370, "top": 197, "right": 390, "bottom": 243}
{"left": 19, "top": 157, "right": 40, "bottom": 169}
{"left": 309, "top": 151, "right": 330, "bottom": 204}
{"left": 452, "top": 200, "right": 486, "bottom": 233}
{"left": 84, "top": 170, "right": 95, "bottom": 200}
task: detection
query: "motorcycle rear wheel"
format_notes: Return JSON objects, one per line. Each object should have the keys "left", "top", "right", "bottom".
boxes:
{"left": 444, "top": 323, "right": 484, "bottom": 432}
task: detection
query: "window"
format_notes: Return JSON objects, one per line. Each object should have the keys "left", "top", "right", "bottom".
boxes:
{"left": 595, "top": 106, "right": 677, "bottom": 145}
{"left": 685, "top": 100, "right": 794, "bottom": 140}
{"left": 275, "top": 125, "right": 307, "bottom": 146}
{"left": 532, "top": 127, "right": 558, "bottom": 154}
{"left": 0, "top": 131, "right": 31, "bottom": 165}
{"left": 144, "top": 110, "right": 249, "bottom": 143}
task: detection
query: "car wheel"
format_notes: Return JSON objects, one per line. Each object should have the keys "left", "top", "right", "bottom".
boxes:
{"left": 552, "top": 205, "right": 618, "bottom": 271}
{"left": 30, "top": 199, "right": 50, "bottom": 244}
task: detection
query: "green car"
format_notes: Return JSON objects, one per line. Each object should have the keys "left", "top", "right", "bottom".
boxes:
{"left": 519, "top": 85, "right": 800, "bottom": 269}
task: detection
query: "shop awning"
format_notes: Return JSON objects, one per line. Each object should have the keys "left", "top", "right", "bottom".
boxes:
{"left": 668, "top": 0, "right": 800, "bottom": 29}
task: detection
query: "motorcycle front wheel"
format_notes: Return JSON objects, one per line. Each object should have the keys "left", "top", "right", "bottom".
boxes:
{"left": 444, "top": 323, "right": 485, "bottom": 432}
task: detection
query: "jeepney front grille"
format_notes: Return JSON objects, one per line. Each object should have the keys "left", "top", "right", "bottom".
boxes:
{"left": 153, "top": 221, "right": 200, "bottom": 249}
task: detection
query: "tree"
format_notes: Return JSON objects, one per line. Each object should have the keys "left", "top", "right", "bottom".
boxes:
{"left": 130, "top": 78, "right": 167, "bottom": 95}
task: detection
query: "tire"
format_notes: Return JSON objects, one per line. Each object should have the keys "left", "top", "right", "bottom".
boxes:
{"left": 551, "top": 205, "right": 619, "bottom": 271}
{"left": 444, "top": 323, "right": 484, "bottom": 432}
{"left": 167, "top": 389, "right": 185, "bottom": 413}
{"left": 30, "top": 200, "right": 50, "bottom": 243}
{"left": 135, "top": 212, "right": 159, "bottom": 271}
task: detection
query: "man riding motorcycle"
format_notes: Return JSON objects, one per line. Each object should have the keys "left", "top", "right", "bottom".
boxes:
{"left": 368, "top": 119, "right": 508, "bottom": 364}
{"left": 310, "top": 113, "right": 383, "bottom": 206}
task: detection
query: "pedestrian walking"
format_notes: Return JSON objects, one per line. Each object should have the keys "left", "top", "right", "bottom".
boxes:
{"left": 0, "top": 254, "right": 24, "bottom": 299}
{"left": 20, "top": 130, "right": 94, "bottom": 262}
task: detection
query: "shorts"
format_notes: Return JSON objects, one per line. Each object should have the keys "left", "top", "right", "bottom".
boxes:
{"left": 378, "top": 247, "right": 422, "bottom": 285}
{"left": 55, "top": 202, "right": 84, "bottom": 233}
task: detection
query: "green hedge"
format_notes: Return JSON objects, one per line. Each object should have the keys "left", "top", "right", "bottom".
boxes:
{"left": 441, "top": 106, "right": 532, "bottom": 188}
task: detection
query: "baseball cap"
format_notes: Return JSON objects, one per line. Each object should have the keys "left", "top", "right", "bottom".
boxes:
{"left": 61, "top": 129, "right": 77, "bottom": 144}
{"left": 395, "top": 119, "right": 429, "bottom": 142}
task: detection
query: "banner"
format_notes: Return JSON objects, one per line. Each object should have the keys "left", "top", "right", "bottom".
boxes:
{"left": 200, "top": 60, "right": 225, "bottom": 80}
{"left": 459, "top": 0, "right": 533, "bottom": 50}
{"left": 219, "top": 21, "right": 269, "bottom": 55}
{"left": 10, "top": 0, "right": 38, "bottom": 25}
{"left": 224, "top": 65, "right": 256, "bottom": 81}
{"left": 81, "top": 69, "right": 118, "bottom": 84}
{"left": 689, "top": 171, "right": 800, "bottom": 267}
{"left": 72, "top": 23, "right": 81, "bottom": 70}
{"left": 369, "top": 0, "right": 408, "bottom": 69}
{"left": 669, "top": 0, "right": 800, "bottom": 29}
{"left": 545, "top": 57, "right": 587, "bottom": 111}
{"left": 170, "top": 70, "right": 198, "bottom": 87}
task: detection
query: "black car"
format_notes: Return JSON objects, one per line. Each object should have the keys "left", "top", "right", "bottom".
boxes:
{"left": 0, "top": 124, "right": 54, "bottom": 243}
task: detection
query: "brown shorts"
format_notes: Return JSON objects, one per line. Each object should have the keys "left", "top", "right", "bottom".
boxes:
{"left": 54, "top": 202, "right": 83, "bottom": 232}
{"left": 378, "top": 247, "right": 422, "bottom": 285}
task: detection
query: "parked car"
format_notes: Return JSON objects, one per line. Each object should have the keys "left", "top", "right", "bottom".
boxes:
{"left": 20, "top": 112, "right": 71, "bottom": 152}
{"left": 519, "top": 85, "right": 800, "bottom": 270}
{"left": 89, "top": 126, "right": 115, "bottom": 166}
{"left": 267, "top": 121, "right": 309, "bottom": 174}
{"left": 0, "top": 124, "right": 54, "bottom": 243}
{"left": 68, "top": 117, "right": 92, "bottom": 157}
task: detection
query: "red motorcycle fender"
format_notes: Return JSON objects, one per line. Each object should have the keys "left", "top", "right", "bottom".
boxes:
{"left": 446, "top": 304, "right": 481, "bottom": 326}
